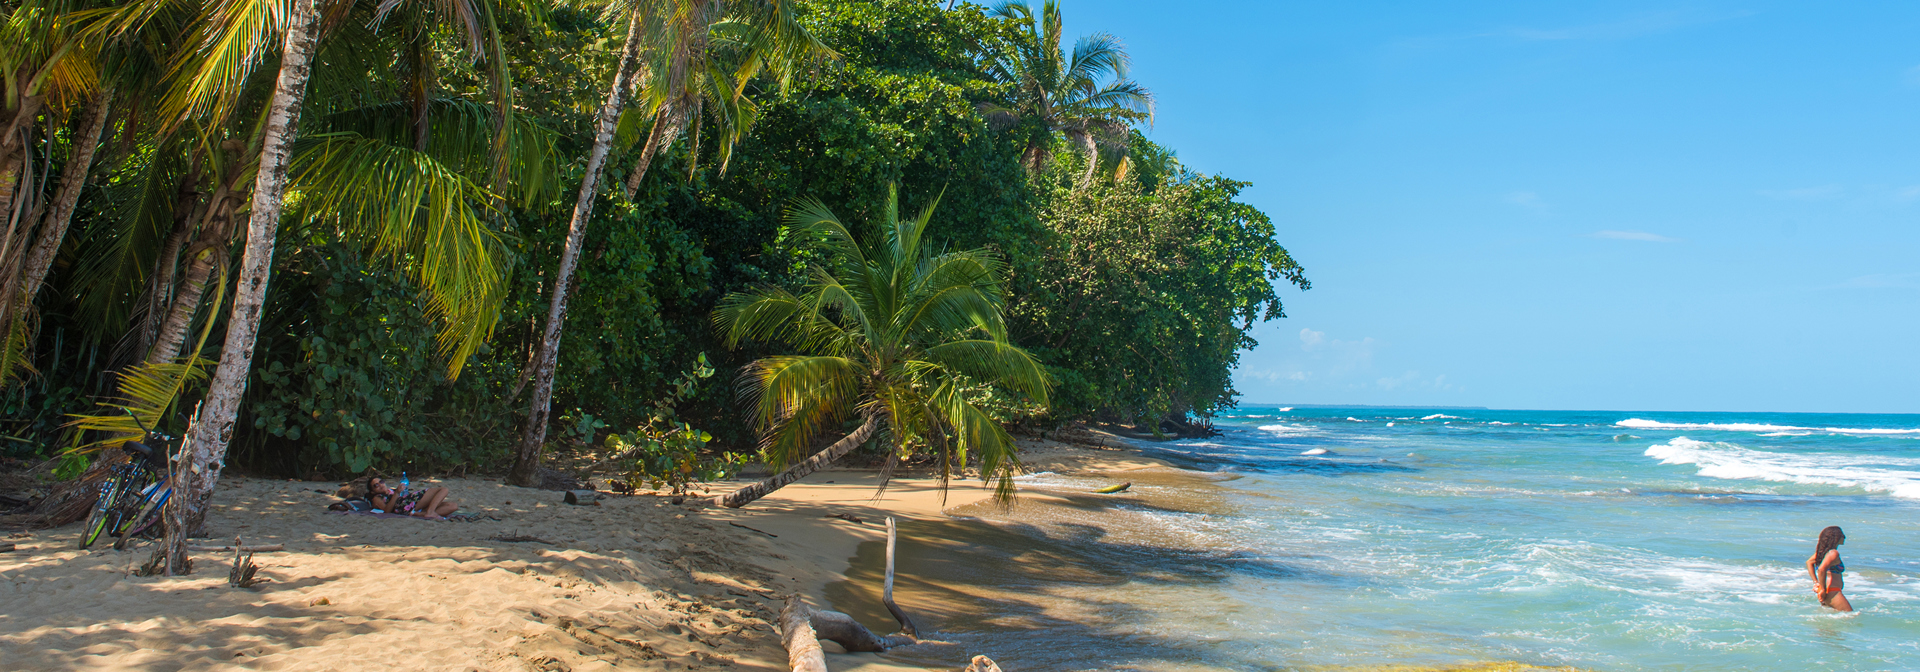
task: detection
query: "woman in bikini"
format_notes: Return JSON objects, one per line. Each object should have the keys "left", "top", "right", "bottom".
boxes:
{"left": 1806, "top": 525, "right": 1852, "bottom": 612}
{"left": 368, "top": 476, "right": 458, "bottom": 520}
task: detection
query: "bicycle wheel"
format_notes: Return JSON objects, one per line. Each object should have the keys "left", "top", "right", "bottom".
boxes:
{"left": 78, "top": 481, "right": 123, "bottom": 550}
{"left": 120, "top": 487, "right": 169, "bottom": 538}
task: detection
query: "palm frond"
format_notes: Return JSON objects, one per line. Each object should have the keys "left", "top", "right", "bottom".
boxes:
{"left": 713, "top": 286, "right": 807, "bottom": 349}
{"left": 287, "top": 132, "right": 513, "bottom": 378}
{"left": 743, "top": 354, "right": 862, "bottom": 465}
{"left": 160, "top": 0, "right": 288, "bottom": 129}
{"left": 918, "top": 340, "right": 1049, "bottom": 404}
{"left": 65, "top": 261, "right": 228, "bottom": 452}
{"left": 1065, "top": 32, "right": 1128, "bottom": 86}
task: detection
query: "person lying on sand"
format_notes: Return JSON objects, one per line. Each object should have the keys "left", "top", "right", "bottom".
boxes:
{"left": 368, "top": 477, "right": 458, "bottom": 521}
{"left": 1807, "top": 525, "right": 1852, "bottom": 612}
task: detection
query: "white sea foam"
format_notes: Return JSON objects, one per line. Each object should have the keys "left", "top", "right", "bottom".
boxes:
{"left": 1257, "top": 423, "right": 1316, "bottom": 434}
{"left": 1347, "top": 417, "right": 1366, "bottom": 422}
{"left": 1276, "top": 407, "right": 1293, "bottom": 412}
{"left": 1421, "top": 414, "right": 1459, "bottom": 420}
{"left": 1618, "top": 418, "right": 1920, "bottom": 436}
{"left": 1645, "top": 437, "right": 1920, "bottom": 499}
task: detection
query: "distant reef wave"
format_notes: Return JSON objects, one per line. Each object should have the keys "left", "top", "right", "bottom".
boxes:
{"left": 1617, "top": 418, "right": 1920, "bottom": 436}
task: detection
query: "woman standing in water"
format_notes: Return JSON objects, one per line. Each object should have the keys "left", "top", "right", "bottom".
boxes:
{"left": 1807, "top": 526, "right": 1853, "bottom": 612}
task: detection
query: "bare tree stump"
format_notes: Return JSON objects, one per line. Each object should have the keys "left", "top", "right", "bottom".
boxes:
{"left": 139, "top": 420, "right": 197, "bottom": 577}
{"left": 228, "top": 537, "right": 262, "bottom": 588}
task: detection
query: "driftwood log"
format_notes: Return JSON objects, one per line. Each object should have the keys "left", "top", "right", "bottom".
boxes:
{"left": 882, "top": 516, "right": 917, "bottom": 637}
{"left": 778, "top": 598, "right": 828, "bottom": 672}
{"left": 965, "top": 656, "right": 1005, "bottom": 672}
{"left": 778, "top": 516, "right": 1005, "bottom": 671}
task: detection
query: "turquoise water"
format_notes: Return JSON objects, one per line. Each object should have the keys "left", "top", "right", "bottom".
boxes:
{"left": 909, "top": 407, "right": 1920, "bottom": 671}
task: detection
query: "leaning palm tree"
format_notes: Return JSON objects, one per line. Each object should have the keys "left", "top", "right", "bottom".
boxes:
{"left": 508, "top": 0, "right": 832, "bottom": 487}
{"left": 981, "top": 0, "right": 1152, "bottom": 186}
{"left": 712, "top": 185, "right": 1049, "bottom": 508}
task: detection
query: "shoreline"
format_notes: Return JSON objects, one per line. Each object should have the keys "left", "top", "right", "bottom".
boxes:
{"left": 0, "top": 432, "right": 1595, "bottom": 671}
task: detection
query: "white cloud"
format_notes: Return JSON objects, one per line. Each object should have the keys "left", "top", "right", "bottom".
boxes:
{"left": 1758, "top": 185, "right": 1844, "bottom": 200}
{"left": 1244, "top": 369, "right": 1312, "bottom": 383}
{"left": 1299, "top": 328, "right": 1325, "bottom": 350}
{"left": 1589, "top": 230, "right": 1679, "bottom": 242}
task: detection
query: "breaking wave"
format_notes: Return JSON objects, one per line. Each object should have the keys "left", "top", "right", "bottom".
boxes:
{"left": 1645, "top": 437, "right": 1920, "bottom": 500}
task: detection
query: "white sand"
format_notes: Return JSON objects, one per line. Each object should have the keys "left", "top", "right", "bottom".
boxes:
{"left": 0, "top": 437, "right": 1169, "bottom": 671}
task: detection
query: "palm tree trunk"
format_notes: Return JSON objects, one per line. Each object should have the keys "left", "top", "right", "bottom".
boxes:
{"left": 18, "top": 87, "right": 114, "bottom": 302}
{"left": 507, "top": 11, "right": 647, "bottom": 487}
{"left": 140, "top": 213, "right": 195, "bottom": 357}
{"left": 0, "top": 158, "right": 19, "bottom": 236}
{"left": 167, "top": 0, "right": 322, "bottom": 564}
{"left": 622, "top": 101, "right": 690, "bottom": 196}
{"left": 145, "top": 244, "right": 221, "bottom": 365}
{"left": 721, "top": 414, "right": 883, "bottom": 508}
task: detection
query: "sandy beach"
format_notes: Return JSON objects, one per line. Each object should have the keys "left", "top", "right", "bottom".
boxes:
{"left": 0, "top": 436, "right": 1172, "bottom": 672}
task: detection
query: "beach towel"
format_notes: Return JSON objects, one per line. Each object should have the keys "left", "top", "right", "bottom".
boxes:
{"left": 326, "top": 510, "right": 429, "bottom": 520}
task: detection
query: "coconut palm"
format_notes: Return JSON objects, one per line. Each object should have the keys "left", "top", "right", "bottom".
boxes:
{"left": 981, "top": 0, "right": 1152, "bottom": 186}
{"left": 712, "top": 185, "right": 1049, "bottom": 508}
{"left": 508, "top": 0, "right": 831, "bottom": 487}
{"left": 51, "top": 0, "right": 543, "bottom": 572}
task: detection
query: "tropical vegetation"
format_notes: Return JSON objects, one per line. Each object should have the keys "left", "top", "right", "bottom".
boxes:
{"left": 715, "top": 185, "right": 1048, "bottom": 507}
{"left": 0, "top": 0, "right": 1307, "bottom": 538}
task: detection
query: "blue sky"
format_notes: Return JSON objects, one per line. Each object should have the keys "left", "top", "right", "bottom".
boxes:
{"left": 1060, "top": 1, "right": 1920, "bottom": 413}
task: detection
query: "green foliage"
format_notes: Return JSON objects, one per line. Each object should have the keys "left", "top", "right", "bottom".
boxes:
{"left": 715, "top": 185, "right": 1050, "bottom": 500}
{"left": 602, "top": 354, "right": 736, "bottom": 494}
{"left": 248, "top": 245, "right": 510, "bottom": 474}
{"left": 1, "top": 0, "right": 1309, "bottom": 480}
{"left": 1011, "top": 155, "right": 1310, "bottom": 423}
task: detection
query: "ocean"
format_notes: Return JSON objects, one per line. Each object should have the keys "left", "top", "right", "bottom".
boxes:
{"left": 876, "top": 407, "right": 1920, "bottom": 671}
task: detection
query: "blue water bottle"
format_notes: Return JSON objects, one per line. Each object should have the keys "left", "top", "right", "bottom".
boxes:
{"left": 400, "top": 472, "right": 410, "bottom": 494}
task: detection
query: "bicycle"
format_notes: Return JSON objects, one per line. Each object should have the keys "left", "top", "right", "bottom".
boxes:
{"left": 77, "top": 414, "right": 175, "bottom": 550}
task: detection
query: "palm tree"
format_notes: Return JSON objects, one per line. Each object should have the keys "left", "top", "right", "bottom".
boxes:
{"left": 981, "top": 0, "right": 1152, "bottom": 186}
{"left": 507, "top": 0, "right": 831, "bottom": 486}
{"left": 712, "top": 185, "right": 1049, "bottom": 508}
{"left": 108, "top": 0, "right": 535, "bottom": 572}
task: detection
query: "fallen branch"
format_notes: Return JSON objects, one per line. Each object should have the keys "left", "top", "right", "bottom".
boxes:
{"left": 188, "top": 544, "right": 283, "bottom": 552}
{"left": 882, "top": 516, "right": 917, "bottom": 637}
{"left": 728, "top": 521, "right": 778, "bottom": 538}
{"left": 775, "top": 516, "right": 1009, "bottom": 671}
{"left": 488, "top": 534, "right": 552, "bottom": 544}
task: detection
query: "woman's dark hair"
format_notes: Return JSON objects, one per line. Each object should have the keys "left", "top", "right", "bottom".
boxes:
{"left": 336, "top": 476, "right": 373, "bottom": 499}
{"left": 1812, "top": 526, "right": 1845, "bottom": 566}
